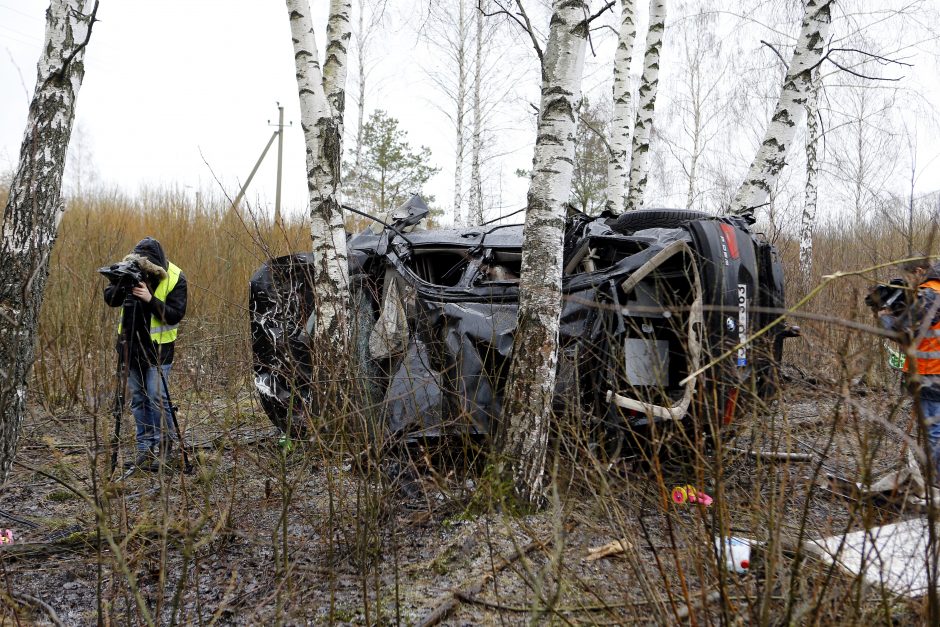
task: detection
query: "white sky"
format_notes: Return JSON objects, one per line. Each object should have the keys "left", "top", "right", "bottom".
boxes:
{"left": 2, "top": 1, "right": 939, "bottom": 228}
{"left": 0, "top": 0, "right": 538, "bottom": 222}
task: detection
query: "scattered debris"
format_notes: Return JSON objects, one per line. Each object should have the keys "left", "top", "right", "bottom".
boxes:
{"left": 585, "top": 537, "right": 633, "bottom": 561}
{"left": 0, "top": 529, "right": 13, "bottom": 544}
{"left": 671, "top": 485, "right": 713, "bottom": 506}
{"left": 727, "top": 446, "right": 813, "bottom": 463}
{"left": 804, "top": 517, "right": 938, "bottom": 597}
{"left": 714, "top": 536, "right": 751, "bottom": 573}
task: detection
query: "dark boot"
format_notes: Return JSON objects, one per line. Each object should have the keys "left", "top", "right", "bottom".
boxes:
{"left": 124, "top": 447, "right": 158, "bottom": 471}
{"left": 157, "top": 439, "right": 180, "bottom": 469}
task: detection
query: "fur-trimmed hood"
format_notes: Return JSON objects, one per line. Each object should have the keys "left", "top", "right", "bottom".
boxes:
{"left": 124, "top": 237, "right": 168, "bottom": 280}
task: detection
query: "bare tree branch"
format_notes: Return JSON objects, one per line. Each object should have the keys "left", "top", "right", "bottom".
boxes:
{"left": 810, "top": 40, "right": 913, "bottom": 81}
{"left": 53, "top": 0, "right": 99, "bottom": 84}
{"left": 579, "top": 111, "right": 613, "bottom": 155}
{"left": 4, "top": 48, "right": 30, "bottom": 104}
{"left": 584, "top": 0, "right": 616, "bottom": 26}
{"left": 760, "top": 39, "right": 788, "bottom": 69}
{"left": 481, "top": 0, "right": 543, "bottom": 63}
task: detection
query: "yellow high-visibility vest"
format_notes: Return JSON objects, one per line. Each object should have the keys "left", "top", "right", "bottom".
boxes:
{"left": 118, "top": 261, "right": 182, "bottom": 344}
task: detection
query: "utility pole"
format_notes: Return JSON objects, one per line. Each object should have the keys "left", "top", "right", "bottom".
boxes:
{"left": 273, "top": 103, "right": 286, "bottom": 227}
{"left": 230, "top": 104, "right": 291, "bottom": 223}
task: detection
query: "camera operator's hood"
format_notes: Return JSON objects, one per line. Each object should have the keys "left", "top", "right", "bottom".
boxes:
{"left": 123, "top": 237, "right": 168, "bottom": 280}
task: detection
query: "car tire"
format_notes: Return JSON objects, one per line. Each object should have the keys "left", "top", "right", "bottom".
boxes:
{"left": 608, "top": 208, "right": 710, "bottom": 234}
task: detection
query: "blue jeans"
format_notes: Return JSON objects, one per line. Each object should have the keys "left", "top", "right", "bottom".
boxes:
{"left": 924, "top": 399, "right": 940, "bottom": 481}
{"left": 128, "top": 364, "right": 174, "bottom": 452}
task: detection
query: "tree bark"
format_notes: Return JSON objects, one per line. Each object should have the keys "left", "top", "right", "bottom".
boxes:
{"left": 728, "top": 0, "right": 833, "bottom": 222}
{"left": 605, "top": 0, "right": 637, "bottom": 214}
{"left": 0, "top": 0, "right": 98, "bottom": 485}
{"left": 623, "top": 0, "right": 666, "bottom": 213}
{"left": 798, "top": 72, "right": 821, "bottom": 291}
{"left": 499, "top": 0, "right": 588, "bottom": 506}
{"left": 468, "top": 0, "right": 484, "bottom": 226}
{"left": 453, "top": 0, "right": 469, "bottom": 227}
{"left": 287, "top": 0, "right": 351, "bottom": 345}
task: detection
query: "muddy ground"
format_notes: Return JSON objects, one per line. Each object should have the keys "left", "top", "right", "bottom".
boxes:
{"left": 0, "top": 375, "right": 932, "bottom": 625}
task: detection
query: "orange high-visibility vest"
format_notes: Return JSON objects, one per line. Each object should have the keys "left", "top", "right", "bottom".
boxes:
{"left": 905, "top": 279, "right": 940, "bottom": 376}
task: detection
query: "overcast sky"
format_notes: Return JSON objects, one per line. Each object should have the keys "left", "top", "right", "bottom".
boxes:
{"left": 0, "top": 0, "right": 539, "bottom": 222}
{"left": 2, "top": 1, "right": 939, "bottom": 228}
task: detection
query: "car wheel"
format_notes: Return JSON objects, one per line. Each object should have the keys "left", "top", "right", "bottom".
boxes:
{"left": 608, "top": 208, "right": 710, "bottom": 235}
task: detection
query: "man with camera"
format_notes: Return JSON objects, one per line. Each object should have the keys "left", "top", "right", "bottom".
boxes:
{"left": 103, "top": 237, "right": 187, "bottom": 470}
{"left": 873, "top": 255, "right": 940, "bottom": 482}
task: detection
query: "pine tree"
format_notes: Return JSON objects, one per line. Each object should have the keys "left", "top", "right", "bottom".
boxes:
{"left": 345, "top": 110, "right": 440, "bottom": 214}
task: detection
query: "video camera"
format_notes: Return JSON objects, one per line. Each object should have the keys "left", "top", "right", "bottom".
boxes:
{"left": 864, "top": 278, "right": 909, "bottom": 315}
{"left": 97, "top": 259, "right": 145, "bottom": 288}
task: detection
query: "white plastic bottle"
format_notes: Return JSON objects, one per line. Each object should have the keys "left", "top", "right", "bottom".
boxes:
{"left": 715, "top": 536, "right": 750, "bottom": 573}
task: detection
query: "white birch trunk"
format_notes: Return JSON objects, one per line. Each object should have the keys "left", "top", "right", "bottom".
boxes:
{"left": 500, "top": 0, "right": 588, "bottom": 505}
{"left": 452, "top": 0, "right": 468, "bottom": 227}
{"left": 728, "top": 0, "right": 833, "bottom": 222}
{"left": 468, "top": 0, "right": 484, "bottom": 226}
{"left": 351, "top": 0, "right": 367, "bottom": 204}
{"left": 684, "top": 57, "right": 703, "bottom": 209}
{"left": 324, "top": 0, "right": 352, "bottom": 127}
{"left": 287, "top": 0, "right": 350, "bottom": 344}
{"left": 606, "top": 0, "right": 637, "bottom": 214}
{"left": 623, "top": 0, "right": 666, "bottom": 213}
{"left": 0, "top": 0, "right": 97, "bottom": 484}
{"left": 799, "top": 73, "right": 821, "bottom": 290}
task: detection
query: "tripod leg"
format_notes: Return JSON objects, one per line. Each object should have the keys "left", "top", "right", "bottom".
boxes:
{"left": 110, "top": 372, "right": 124, "bottom": 473}
{"left": 110, "top": 297, "right": 136, "bottom": 474}
{"left": 156, "top": 365, "right": 192, "bottom": 473}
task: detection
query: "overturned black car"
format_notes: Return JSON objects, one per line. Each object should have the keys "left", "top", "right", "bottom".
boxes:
{"left": 250, "top": 196, "right": 795, "bottom": 445}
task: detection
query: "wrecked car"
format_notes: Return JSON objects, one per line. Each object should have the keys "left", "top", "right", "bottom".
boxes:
{"left": 250, "top": 196, "right": 795, "bottom": 445}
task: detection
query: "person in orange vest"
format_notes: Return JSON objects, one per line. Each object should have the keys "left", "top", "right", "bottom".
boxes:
{"left": 103, "top": 237, "right": 187, "bottom": 470}
{"left": 878, "top": 255, "right": 940, "bottom": 481}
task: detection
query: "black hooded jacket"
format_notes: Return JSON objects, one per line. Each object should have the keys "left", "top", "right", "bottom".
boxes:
{"left": 103, "top": 237, "right": 188, "bottom": 367}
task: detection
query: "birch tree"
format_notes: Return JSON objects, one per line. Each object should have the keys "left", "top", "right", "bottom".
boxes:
{"left": 453, "top": 0, "right": 469, "bottom": 227}
{"left": 468, "top": 0, "right": 485, "bottom": 225}
{"left": 606, "top": 0, "right": 637, "bottom": 213}
{"left": 0, "top": 0, "right": 98, "bottom": 484}
{"left": 798, "top": 72, "right": 821, "bottom": 290}
{"left": 727, "top": 0, "right": 833, "bottom": 223}
{"left": 349, "top": 0, "right": 386, "bottom": 206}
{"left": 464, "top": 0, "right": 520, "bottom": 226}
{"left": 422, "top": 0, "right": 472, "bottom": 226}
{"left": 287, "top": 0, "right": 352, "bottom": 345}
{"left": 499, "top": 0, "right": 589, "bottom": 505}
{"left": 623, "top": 0, "right": 667, "bottom": 212}
{"left": 660, "top": 7, "right": 724, "bottom": 211}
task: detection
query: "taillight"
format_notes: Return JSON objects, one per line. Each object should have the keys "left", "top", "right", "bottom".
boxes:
{"left": 719, "top": 223, "right": 740, "bottom": 259}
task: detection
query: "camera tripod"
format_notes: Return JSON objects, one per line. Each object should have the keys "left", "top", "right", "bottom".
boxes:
{"left": 110, "top": 292, "right": 192, "bottom": 476}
